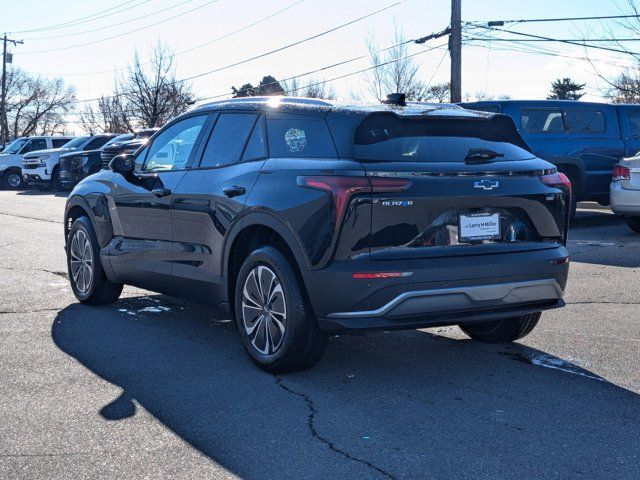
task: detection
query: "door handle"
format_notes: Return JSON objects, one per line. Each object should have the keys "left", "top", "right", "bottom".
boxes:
{"left": 152, "top": 188, "right": 172, "bottom": 197}
{"left": 223, "top": 186, "right": 246, "bottom": 198}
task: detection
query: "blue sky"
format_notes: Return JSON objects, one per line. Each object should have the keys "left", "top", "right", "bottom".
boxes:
{"left": 1, "top": 0, "right": 637, "bottom": 130}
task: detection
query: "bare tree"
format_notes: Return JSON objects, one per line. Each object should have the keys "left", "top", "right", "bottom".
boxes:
{"left": 425, "top": 82, "right": 450, "bottom": 102}
{"left": 281, "top": 77, "right": 336, "bottom": 99}
{"left": 80, "top": 42, "right": 194, "bottom": 133}
{"left": 1, "top": 68, "right": 75, "bottom": 141}
{"left": 80, "top": 94, "right": 131, "bottom": 134}
{"left": 605, "top": 70, "right": 640, "bottom": 103}
{"left": 363, "top": 25, "right": 428, "bottom": 101}
{"left": 584, "top": 1, "right": 640, "bottom": 102}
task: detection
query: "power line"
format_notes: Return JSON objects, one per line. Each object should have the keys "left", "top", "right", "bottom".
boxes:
{"left": 27, "top": 0, "right": 306, "bottom": 77}
{"left": 196, "top": 42, "right": 448, "bottom": 103}
{"left": 465, "top": 13, "right": 640, "bottom": 26}
{"left": 20, "top": 0, "right": 221, "bottom": 54}
{"left": 62, "top": 41, "right": 448, "bottom": 126}
{"left": 72, "top": 0, "right": 406, "bottom": 104}
{"left": 25, "top": 0, "right": 197, "bottom": 41}
{"left": 468, "top": 24, "right": 640, "bottom": 58}
{"left": 9, "top": 0, "right": 152, "bottom": 34}
{"left": 467, "top": 37, "right": 640, "bottom": 43}
{"left": 61, "top": 30, "right": 447, "bottom": 115}
{"left": 463, "top": 32, "right": 635, "bottom": 69}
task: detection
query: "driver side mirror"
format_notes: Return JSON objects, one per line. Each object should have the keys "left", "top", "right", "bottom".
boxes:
{"left": 109, "top": 154, "right": 135, "bottom": 174}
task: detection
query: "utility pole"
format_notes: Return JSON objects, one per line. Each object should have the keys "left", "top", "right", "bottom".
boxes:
{"left": 1, "top": 34, "right": 23, "bottom": 145}
{"left": 449, "top": 0, "right": 462, "bottom": 103}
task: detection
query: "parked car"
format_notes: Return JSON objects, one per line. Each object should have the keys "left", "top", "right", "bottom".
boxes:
{"left": 460, "top": 100, "right": 640, "bottom": 216}
{"left": 63, "top": 97, "right": 570, "bottom": 373}
{"left": 0, "top": 136, "right": 73, "bottom": 189}
{"left": 22, "top": 134, "right": 116, "bottom": 190}
{"left": 611, "top": 156, "right": 640, "bottom": 233}
{"left": 99, "top": 128, "right": 158, "bottom": 169}
{"left": 58, "top": 133, "right": 126, "bottom": 190}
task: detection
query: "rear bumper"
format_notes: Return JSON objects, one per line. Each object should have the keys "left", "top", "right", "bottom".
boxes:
{"left": 302, "top": 245, "right": 569, "bottom": 332}
{"left": 610, "top": 182, "right": 640, "bottom": 215}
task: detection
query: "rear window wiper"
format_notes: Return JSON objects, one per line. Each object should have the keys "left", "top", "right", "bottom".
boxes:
{"left": 465, "top": 148, "right": 505, "bottom": 164}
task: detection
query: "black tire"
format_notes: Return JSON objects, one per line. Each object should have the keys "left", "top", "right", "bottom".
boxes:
{"left": 234, "top": 246, "right": 328, "bottom": 373}
{"left": 459, "top": 312, "right": 541, "bottom": 343}
{"left": 67, "top": 216, "right": 123, "bottom": 305}
{"left": 2, "top": 168, "right": 23, "bottom": 189}
{"left": 626, "top": 217, "right": 640, "bottom": 233}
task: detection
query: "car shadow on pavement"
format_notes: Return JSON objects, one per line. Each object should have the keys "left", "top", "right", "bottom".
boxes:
{"left": 51, "top": 296, "right": 640, "bottom": 479}
{"left": 16, "top": 189, "right": 69, "bottom": 198}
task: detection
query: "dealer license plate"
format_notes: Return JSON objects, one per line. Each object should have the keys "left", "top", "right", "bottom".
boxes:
{"left": 459, "top": 212, "right": 501, "bottom": 242}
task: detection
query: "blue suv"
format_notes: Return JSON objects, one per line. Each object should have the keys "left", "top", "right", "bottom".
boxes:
{"left": 461, "top": 100, "right": 640, "bottom": 213}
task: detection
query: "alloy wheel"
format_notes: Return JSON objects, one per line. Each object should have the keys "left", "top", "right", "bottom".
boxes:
{"left": 241, "top": 265, "right": 287, "bottom": 355}
{"left": 70, "top": 229, "right": 93, "bottom": 294}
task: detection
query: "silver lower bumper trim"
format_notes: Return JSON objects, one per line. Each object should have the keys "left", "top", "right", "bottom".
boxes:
{"left": 327, "top": 279, "right": 563, "bottom": 319}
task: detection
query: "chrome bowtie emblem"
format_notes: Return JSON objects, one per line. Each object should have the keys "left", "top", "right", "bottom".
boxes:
{"left": 474, "top": 179, "right": 499, "bottom": 191}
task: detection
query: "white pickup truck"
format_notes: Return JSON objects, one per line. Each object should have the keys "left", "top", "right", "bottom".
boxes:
{"left": 22, "top": 135, "right": 113, "bottom": 190}
{"left": 0, "top": 136, "right": 72, "bottom": 189}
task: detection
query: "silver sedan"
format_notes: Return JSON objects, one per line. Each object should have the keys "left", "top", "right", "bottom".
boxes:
{"left": 611, "top": 155, "right": 640, "bottom": 233}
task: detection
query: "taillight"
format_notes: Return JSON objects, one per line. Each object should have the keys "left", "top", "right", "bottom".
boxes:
{"left": 541, "top": 172, "right": 571, "bottom": 190}
{"left": 541, "top": 172, "right": 572, "bottom": 200}
{"left": 297, "top": 175, "right": 411, "bottom": 228}
{"left": 613, "top": 164, "right": 630, "bottom": 181}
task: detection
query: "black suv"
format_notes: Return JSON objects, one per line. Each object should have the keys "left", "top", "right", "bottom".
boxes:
{"left": 59, "top": 133, "right": 128, "bottom": 190}
{"left": 63, "top": 97, "right": 570, "bottom": 372}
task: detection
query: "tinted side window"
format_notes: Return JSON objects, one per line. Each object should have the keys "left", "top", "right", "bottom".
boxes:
{"left": 564, "top": 109, "right": 605, "bottom": 133}
{"left": 22, "top": 139, "right": 47, "bottom": 153}
{"left": 143, "top": 115, "right": 207, "bottom": 171}
{"left": 199, "top": 113, "right": 257, "bottom": 168}
{"left": 628, "top": 110, "right": 640, "bottom": 139}
{"left": 52, "top": 138, "right": 69, "bottom": 148}
{"left": 521, "top": 109, "right": 565, "bottom": 133}
{"left": 84, "top": 136, "right": 111, "bottom": 150}
{"left": 242, "top": 116, "right": 267, "bottom": 161}
{"left": 267, "top": 114, "right": 337, "bottom": 158}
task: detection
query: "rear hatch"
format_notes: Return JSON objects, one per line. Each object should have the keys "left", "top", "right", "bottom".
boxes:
{"left": 354, "top": 112, "right": 569, "bottom": 260}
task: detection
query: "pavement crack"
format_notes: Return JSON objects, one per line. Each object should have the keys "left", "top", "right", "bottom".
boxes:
{"left": 0, "top": 266, "right": 68, "bottom": 279}
{"left": 0, "top": 307, "right": 62, "bottom": 315}
{"left": 0, "top": 211, "right": 60, "bottom": 224}
{"left": 274, "top": 377, "right": 397, "bottom": 480}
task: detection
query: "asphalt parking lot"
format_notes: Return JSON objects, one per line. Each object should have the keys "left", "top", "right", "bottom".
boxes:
{"left": 1, "top": 189, "right": 639, "bottom": 479}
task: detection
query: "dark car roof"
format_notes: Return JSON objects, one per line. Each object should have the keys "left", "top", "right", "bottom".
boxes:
{"left": 191, "top": 96, "right": 493, "bottom": 119}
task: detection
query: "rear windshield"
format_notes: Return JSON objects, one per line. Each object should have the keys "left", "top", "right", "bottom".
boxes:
{"left": 354, "top": 113, "right": 533, "bottom": 163}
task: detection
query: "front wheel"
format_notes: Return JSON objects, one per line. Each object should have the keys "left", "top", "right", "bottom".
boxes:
{"left": 67, "top": 216, "right": 123, "bottom": 305}
{"left": 2, "top": 169, "right": 23, "bottom": 189}
{"left": 234, "top": 246, "right": 327, "bottom": 373}
{"left": 459, "top": 312, "right": 541, "bottom": 343}
{"left": 626, "top": 217, "right": 640, "bottom": 233}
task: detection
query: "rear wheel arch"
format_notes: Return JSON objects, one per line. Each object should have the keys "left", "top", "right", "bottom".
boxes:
{"left": 225, "top": 218, "right": 311, "bottom": 319}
